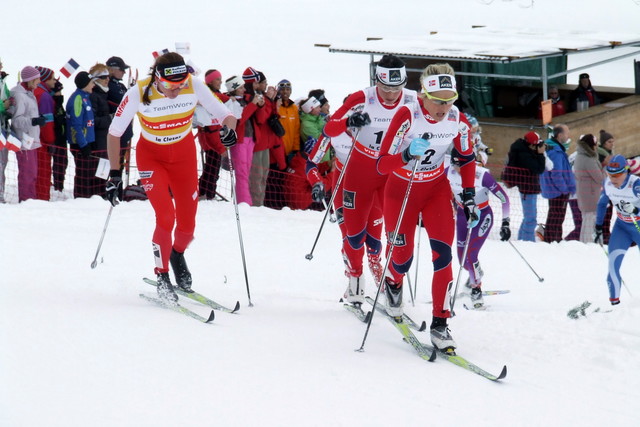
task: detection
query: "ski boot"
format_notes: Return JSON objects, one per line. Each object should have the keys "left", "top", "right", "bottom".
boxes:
{"left": 430, "top": 317, "right": 456, "bottom": 353}
{"left": 367, "top": 253, "right": 384, "bottom": 288}
{"left": 344, "top": 275, "right": 365, "bottom": 305}
{"left": 470, "top": 286, "right": 484, "bottom": 309}
{"left": 170, "top": 248, "right": 193, "bottom": 293}
{"left": 383, "top": 278, "right": 403, "bottom": 319}
{"left": 156, "top": 272, "right": 178, "bottom": 304}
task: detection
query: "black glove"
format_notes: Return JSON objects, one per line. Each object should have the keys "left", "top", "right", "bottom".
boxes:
{"left": 79, "top": 144, "right": 92, "bottom": 158}
{"left": 220, "top": 125, "right": 237, "bottom": 147}
{"left": 594, "top": 224, "right": 603, "bottom": 244}
{"left": 31, "top": 115, "right": 46, "bottom": 126}
{"left": 106, "top": 169, "right": 123, "bottom": 207}
{"left": 461, "top": 188, "right": 479, "bottom": 226}
{"left": 499, "top": 218, "right": 511, "bottom": 241}
{"left": 346, "top": 112, "right": 371, "bottom": 129}
{"left": 311, "top": 182, "right": 325, "bottom": 203}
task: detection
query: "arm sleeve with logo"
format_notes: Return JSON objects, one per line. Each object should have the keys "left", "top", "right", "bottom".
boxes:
{"left": 108, "top": 85, "right": 139, "bottom": 138}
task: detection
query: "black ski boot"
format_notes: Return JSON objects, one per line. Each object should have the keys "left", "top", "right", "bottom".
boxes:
{"left": 170, "top": 248, "right": 193, "bottom": 293}
{"left": 156, "top": 272, "right": 178, "bottom": 304}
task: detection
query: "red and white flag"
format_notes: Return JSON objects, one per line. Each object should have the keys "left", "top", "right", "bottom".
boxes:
{"left": 6, "top": 132, "right": 22, "bottom": 152}
{"left": 60, "top": 58, "right": 80, "bottom": 78}
{"left": 152, "top": 48, "right": 169, "bottom": 59}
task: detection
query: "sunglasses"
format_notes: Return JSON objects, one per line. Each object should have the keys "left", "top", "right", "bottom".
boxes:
{"left": 156, "top": 77, "right": 189, "bottom": 90}
{"left": 278, "top": 83, "right": 292, "bottom": 89}
{"left": 424, "top": 91, "right": 458, "bottom": 105}
{"left": 607, "top": 171, "right": 627, "bottom": 178}
{"left": 96, "top": 75, "right": 109, "bottom": 80}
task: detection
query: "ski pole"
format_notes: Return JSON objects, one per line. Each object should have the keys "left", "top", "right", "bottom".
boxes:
{"left": 405, "top": 270, "right": 416, "bottom": 306}
{"left": 357, "top": 158, "right": 421, "bottom": 352}
{"left": 226, "top": 148, "right": 253, "bottom": 307}
{"left": 305, "top": 129, "right": 360, "bottom": 260}
{"left": 508, "top": 240, "right": 545, "bottom": 282}
{"left": 91, "top": 205, "right": 114, "bottom": 269}
{"left": 450, "top": 225, "right": 473, "bottom": 314}
{"left": 412, "top": 213, "right": 423, "bottom": 303}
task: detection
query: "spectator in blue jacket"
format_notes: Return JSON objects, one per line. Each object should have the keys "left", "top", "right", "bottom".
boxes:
{"left": 540, "top": 124, "right": 576, "bottom": 242}
{"left": 66, "top": 71, "right": 95, "bottom": 198}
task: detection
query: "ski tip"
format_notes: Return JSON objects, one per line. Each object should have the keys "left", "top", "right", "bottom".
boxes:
{"left": 205, "top": 310, "right": 215, "bottom": 323}
{"left": 231, "top": 301, "right": 241, "bottom": 313}
{"left": 496, "top": 365, "right": 507, "bottom": 380}
{"left": 418, "top": 321, "right": 427, "bottom": 332}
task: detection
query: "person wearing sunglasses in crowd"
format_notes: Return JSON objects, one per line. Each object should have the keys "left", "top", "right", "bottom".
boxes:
{"left": 88, "top": 63, "right": 112, "bottom": 197}
{"left": 594, "top": 154, "right": 640, "bottom": 306}
{"left": 106, "top": 52, "right": 237, "bottom": 303}
{"left": 320, "top": 54, "right": 419, "bottom": 307}
{"left": 376, "top": 63, "right": 476, "bottom": 352}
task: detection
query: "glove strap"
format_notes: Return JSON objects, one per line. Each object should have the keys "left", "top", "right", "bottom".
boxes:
{"left": 109, "top": 169, "right": 122, "bottom": 178}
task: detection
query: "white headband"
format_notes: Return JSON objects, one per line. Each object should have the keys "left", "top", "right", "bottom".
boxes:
{"left": 301, "top": 97, "right": 321, "bottom": 114}
{"left": 422, "top": 74, "right": 457, "bottom": 93}
{"left": 375, "top": 65, "right": 407, "bottom": 87}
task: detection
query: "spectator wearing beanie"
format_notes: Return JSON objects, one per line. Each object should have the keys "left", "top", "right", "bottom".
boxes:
{"left": 574, "top": 134, "right": 604, "bottom": 243}
{"left": 223, "top": 74, "right": 260, "bottom": 205}
{"left": 8, "top": 66, "right": 42, "bottom": 201}
{"left": 598, "top": 129, "right": 615, "bottom": 244}
{"left": 276, "top": 79, "right": 300, "bottom": 160}
{"left": 503, "top": 131, "right": 546, "bottom": 241}
{"left": 33, "top": 66, "right": 57, "bottom": 200}
{"left": 65, "top": 71, "right": 96, "bottom": 198}
{"left": 569, "top": 72, "right": 601, "bottom": 112}
{"left": 598, "top": 129, "right": 614, "bottom": 166}
{"left": 196, "top": 69, "right": 228, "bottom": 200}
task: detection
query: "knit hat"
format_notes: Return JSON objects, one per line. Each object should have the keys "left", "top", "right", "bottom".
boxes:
{"left": 225, "top": 75, "right": 244, "bottom": 93}
{"left": 277, "top": 79, "right": 291, "bottom": 90}
{"left": 35, "top": 66, "right": 54, "bottom": 82}
{"left": 205, "top": 69, "right": 222, "bottom": 85}
{"left": 242, "top": 67, "right": 260, "bottom": 83}
{"left": 75, "top": 71, "right": 93, "bottom": 89}
{"left": 301, "top": 97, "right": 321, "bottom": 114}
{"left": 20, "top": 66, "right": 41, "bottom": 83}
{"left": 579, "top": 73, "right": 590, "bottom": 80}
{"left": 524, "top": 131, "right": 542, "bottom": 145}
{"left": 599, "top": 129, "right": 614, "bottom": 146}
{"left": 628, "top": 157, "right": 640, "bottom": 175}
{"left": 605, "top": 154, "right": 628, "bottom": 174}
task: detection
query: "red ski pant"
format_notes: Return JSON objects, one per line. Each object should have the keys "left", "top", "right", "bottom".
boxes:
{"left": 383, "top": 175, "right": 455, "bottom": 318}
{"left": 136, "top": 134, "right": 199, "bottom": 273}
{"left": 341, "top": 153, "right": 385, "bottom": 277}
{"left": 36, "top": 145, "right": 52, "bottom": 200}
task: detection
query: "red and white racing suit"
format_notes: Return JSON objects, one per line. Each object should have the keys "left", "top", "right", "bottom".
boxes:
{"left": 109, "top": 76, "right": 232, "bottom": 273}
{"left": 377, "top": 102, "right": 475, "bottom": 319}
{"left": 321, "top": 87, "right": 419, "bottom": 278}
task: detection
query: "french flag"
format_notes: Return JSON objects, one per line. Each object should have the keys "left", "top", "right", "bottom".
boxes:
{"left": 60, "top": 58, "right": 80, "bottom": 78}
{"left": 152, "top": 48, "right": 169, "bottom": 59}
{"left": 0, "top": 130, "right": 6, "bottom": 149}
{"left": 6, "top": 132, "right": 22, "bottom": 152}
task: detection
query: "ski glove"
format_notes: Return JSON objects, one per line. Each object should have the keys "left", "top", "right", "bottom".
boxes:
{"left": 31, "top": 115, "right": 46, "bottom": 127}
{"left": 618, "top": 200, "right": 639, "bottom": 215}
{"left": 346, "top": 112, "right": 371, "bottom": 129}
{"left": 593, "top": 224, "right": 604, "bottom": 244}
{"left": 220, "top": 125, "right": 237, "bottom": 147}
{"left": 462, "top": 188, "right": 480, "bottom": 228}
{"left": 402, "top": 135, "right": 431, "bottom": 162}
{"left": 106, "top": 169, "right": 123, "bottom": 207}
{"left": 499, "top": 218, "right": 511, "bottom": 241}
{"left": 311, "top": 182, "right": 325, "bottom": 203}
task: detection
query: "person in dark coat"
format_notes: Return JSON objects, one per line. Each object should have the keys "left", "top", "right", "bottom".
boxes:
{"left": 106, "top": 56, "right": 133, "bottom": 172}
{"left": 569, "top": 73, "right": 601, "bottom": 112}
{"left": 89, "top": 64, "right": 113, "bottom": 197}
{"left": 503, "top": 131, "right": 546, "bottom": 241}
